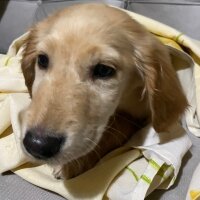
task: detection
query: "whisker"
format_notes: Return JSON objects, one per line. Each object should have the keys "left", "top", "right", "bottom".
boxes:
{"left": 84, "top": 137, "right": 102, "bottom": 160}
{"left": 108, "top": 113, "right": 117, "bottom": 127}
{"left": 105, "top": 126, "right": 128, "bottom": 140}
{"left": 68, "top": 152, "right": 82, "bottom": 173}
{"left": 105, "top": 129, "right": 124, "bottom": 146}
{"left": 84, "top": 137, "right": 101, "bottom": 150}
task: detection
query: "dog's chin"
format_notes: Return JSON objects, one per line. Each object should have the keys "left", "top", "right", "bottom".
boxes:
{"left": 50, "top": 142, "right": 105, "bottom": 179}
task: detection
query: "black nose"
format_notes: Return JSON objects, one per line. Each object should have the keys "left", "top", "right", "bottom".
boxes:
{"left": 23, "top": 129, "right": 65, "bottom": 159}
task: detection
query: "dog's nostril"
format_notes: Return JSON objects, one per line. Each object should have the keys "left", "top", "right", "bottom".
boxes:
{"left": 23, "top": 130, "right": 65, "bottom": 159}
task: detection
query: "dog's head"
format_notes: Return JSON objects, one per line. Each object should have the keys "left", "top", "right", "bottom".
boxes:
{"left": 20, "top": 4, "right": 187, "bottom": 166}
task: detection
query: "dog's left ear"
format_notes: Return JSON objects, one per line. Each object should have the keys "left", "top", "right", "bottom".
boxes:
{"left": 134, "top": 37, "right": 188, "bottom": 132}
{"left": 21, "top": 28, "right": 38, "bottom": 96}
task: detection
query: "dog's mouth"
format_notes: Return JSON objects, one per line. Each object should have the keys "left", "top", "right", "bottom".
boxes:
{"left": 22, "top": 113, "right": 140, "bottom": 162}
{"left": 21, "top": 111, "right": 140, "bottom": 178}
{"left": 21, "top": 126, "right": 104, "bottom": 164}
{"left": 21, "top": 129, "right": 106, "bottom": 179}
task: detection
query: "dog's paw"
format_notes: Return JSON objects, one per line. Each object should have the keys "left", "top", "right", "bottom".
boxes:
{"left": 53, "top": 165, "right": 64, "bottom": 180}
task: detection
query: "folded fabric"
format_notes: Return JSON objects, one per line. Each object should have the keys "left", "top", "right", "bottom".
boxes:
{"left": 185, "top": 41, "right": 200, "bottom": 200}
{"left": 1, "top": 6, "right": 200, "bottom": 200}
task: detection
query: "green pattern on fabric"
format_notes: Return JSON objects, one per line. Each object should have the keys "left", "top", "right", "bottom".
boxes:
{"left": 169, "top": 165, "right": 174, "bottom": 171}
{"left": 149, "top": 159, "right": 161, "bottom": 170}
{"left": 126, "top": 167, "right": 139, "bottom": 181}
{"left": 157, "top": 164, "right": 168, "bottom": 180}
{"left": 141, "top": 175, "right": 152, "bottom": 184}
{"left": 175, "top": 33, "right": 183, "bottom": 42}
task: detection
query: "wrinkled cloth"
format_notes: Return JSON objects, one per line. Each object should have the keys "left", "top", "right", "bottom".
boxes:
{"left": 185, "top": 41, "right": 200, "bottom": 200}
{"left": 1, "top": 7, "right": 200, "bottom": 200}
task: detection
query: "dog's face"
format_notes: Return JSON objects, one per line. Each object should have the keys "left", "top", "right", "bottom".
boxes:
{"left": 20, "top": 4, "right": 187, "bottom": 169}
{"left": 20, "top": 4, "right": 138, "bottom": 163}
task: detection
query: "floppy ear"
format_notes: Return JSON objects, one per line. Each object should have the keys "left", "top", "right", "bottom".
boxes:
{"left": 21, "top": 29, "right": 38, "bottom": 96}
{"left": 134, "top": 38, "right": 188, "bottom": 132}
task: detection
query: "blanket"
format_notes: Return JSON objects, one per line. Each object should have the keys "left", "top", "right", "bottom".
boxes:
{"left": 0, "top": 7, "right": 200, "bottom": 200}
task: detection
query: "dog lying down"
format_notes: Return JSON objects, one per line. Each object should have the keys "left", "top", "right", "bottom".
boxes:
{"left": 20, "top": 3, "right": 188, "bottom": 179}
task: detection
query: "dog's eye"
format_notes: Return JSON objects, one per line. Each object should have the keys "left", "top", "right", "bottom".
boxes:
{"left": 92, "top": 64, "right": 115, "bottom": 79}
{"left": 37, "top": 54, "right": 49, "bottom": 70}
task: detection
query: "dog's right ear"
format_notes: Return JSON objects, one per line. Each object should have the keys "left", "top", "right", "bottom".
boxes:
{"left": 132, "top": 37, "right": 188, "bottom": 132}
{"left": 21, "top": 28, "right": 38, "bottom": 96}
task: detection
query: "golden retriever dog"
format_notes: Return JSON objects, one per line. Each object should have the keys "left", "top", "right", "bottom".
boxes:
{"left": 20, "top": 3, "right": 188, "bottom": 179}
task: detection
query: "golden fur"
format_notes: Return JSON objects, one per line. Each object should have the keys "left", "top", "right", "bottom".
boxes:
{"left": 20, "top": 3, "right": 188, "bottom": 179}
